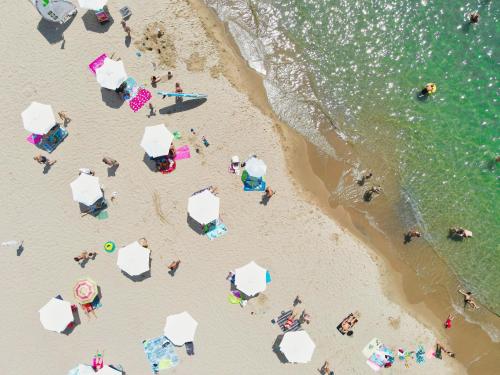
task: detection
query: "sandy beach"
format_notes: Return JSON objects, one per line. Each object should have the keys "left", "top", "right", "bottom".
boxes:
{"left": 0, "top": 1, "right": 469, "bottom": 374}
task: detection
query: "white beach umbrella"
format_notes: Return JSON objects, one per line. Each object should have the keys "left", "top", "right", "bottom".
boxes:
{"left": 33, "top": 0, "right": 77, "bottom": 24}
{"left": 187, "top": 190, "right": 220, "bottom": 225}
{"left": 22, "top": 101, "right": 56, "bottom": 135}
{"left": 234, "top": 261, "right": 267, "bottom": 296}
{"left": 163, "top": 311, "right": 198, "bottom": 346}
{"left": 245, "top": 157, "right": 267, "bottom": 178}
{"left": 95, "top": 58, "right": 127, "bottom": 90}
{"left": 39, "top": 298, "right": 73, "bottom": 333}
{"left": 117, "top": 241, "right": 151, "bottom": 276}
{"left": 70, "top": 174, "right": 103, "bottom": 206}
{"left": 140, "top": 124, "right": 174, "bottom": 158}
{"left": 279, "top": 331, "right": 316, "bottom": 363}
{"left": 96, "top": 366, "right": 122, "bottom": 375}
{"left": 78, "top": 0, "right": 108, "bottom": 10}
{"left": 67, "top": 364, "right": 95, "bottom": 375}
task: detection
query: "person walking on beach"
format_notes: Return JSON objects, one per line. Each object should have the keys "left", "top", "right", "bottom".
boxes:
{"left": 168, "top": 260, "right": 181, "bottom": 275}
{"left": 175, "top": 82, "right": 183, "bottom": 103}
{"left": 293, "top": 295, "right": 302, "bottom": 306}
{"left": 121, "top": 20, "right": 131, "bottom": 37}
{"left": 444, "top": 313, "right": 454, "bottom": 329}
{"left": 458, "top": 289, "right": 479, "bottom": 309}
{"left": 320, "top": 361, "right": 334, "bottom": 375}
{"left": 34, "top": 154, "right": 56, "bottom": 166}
{"left": 102, "top": 157, "right": 119, "bottom": 167}
{"left": 404, "top": 229, "right": 421, "bottom": 243}
{"left": 58, "top": 111, "right": 70, "bottom": 124}
{"left": 74, "top": 251, "right": 96, "bottom": 264}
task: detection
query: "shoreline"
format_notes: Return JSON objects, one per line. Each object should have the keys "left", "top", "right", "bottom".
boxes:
{"left": 190, "top": 0, "right": 500, "bottom": 373}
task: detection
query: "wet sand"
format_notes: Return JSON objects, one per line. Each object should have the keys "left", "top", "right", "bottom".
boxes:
{"left": 191, "top": 1, "right": 500, "bottom": 373}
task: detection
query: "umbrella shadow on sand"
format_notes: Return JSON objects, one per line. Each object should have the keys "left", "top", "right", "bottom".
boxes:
{"left": 142, "top": 153, "right": 157, "bottom": 172}
{"left": 159, "top": 98, "right": 207, "bottom": 115}
{"left": 272, "top": 335, "right": 288, "bottom": 363}
{"left": 82, "top": 10, "right": 114, "bottom": 33}
{"left": 100, "top": 88, "right": 125, "bottom": 109}
{"left": 186, "top": 215, "right": 206, "bottom": 235}
{"left": 37, "top": 17, "right": 75, "bottom": 44}
{"left": 61, "top": 308, "right": 81, "bottom": 335}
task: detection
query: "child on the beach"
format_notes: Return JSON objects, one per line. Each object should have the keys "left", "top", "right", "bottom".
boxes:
{"left": 444, "top": 313, "right": 454, "bottom": 329}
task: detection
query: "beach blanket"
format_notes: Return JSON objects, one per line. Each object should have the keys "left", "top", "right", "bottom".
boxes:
{"left": 40, "top": 126, "right": 68, "bottom": 153}
{"left": 174, "top": 145, "right": 191, "bottom": 161}
{"left": 143, "top": 336, "right": 179, "bottom": 373}
{"left": 129, "top": 88, "right": 151, "bottom": 112}
{"left": 206, "top": 223, "right": 228, "bottom": 240}
{"left": 243, "top": 179, "right": 266, "bottom": 191}
{"left": 415, "top": 346, "right": 426, "bottom": 364}
{"left": 89, "top": 54, "right": 107, "bottom": 74}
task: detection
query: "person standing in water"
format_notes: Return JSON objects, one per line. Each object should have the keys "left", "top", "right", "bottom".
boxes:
{"left": 469, "top": 12, "right": 479, "bottom": 24}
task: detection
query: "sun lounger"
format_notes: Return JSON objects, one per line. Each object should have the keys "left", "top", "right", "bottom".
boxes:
{"left": 185, "top": 342, "right": 194, "bottom": 356}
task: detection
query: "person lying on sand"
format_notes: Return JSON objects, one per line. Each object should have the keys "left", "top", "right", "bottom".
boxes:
{"left": 458, "top": 289, "right": 479, "bottom": 309}
{"left": 338, "top": 311, "right": 360, "bottom": 335}
{"left": 151, "top": 75, "right": 162, "bottom": 85}
{"left": 74, "top": 251, "right": 96, "bottom": 263}
{"left": 168, "top": 260, "right": 181, "bottom": 271}
{"left": 102, "top": 157, "right": 119, "bottom": 167}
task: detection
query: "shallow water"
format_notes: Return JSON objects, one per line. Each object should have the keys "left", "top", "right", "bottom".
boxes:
{"left": 205, "top": 0, "right": 499, "bottom": 314}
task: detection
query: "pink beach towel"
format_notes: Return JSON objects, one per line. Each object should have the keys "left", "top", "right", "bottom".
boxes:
{"left": 89, "top": 54, "right": 107, "bottom": 74}
{"left": 27, "top": 134, "right": 42, "bottom": 145}
{"left": 174, "top": 145, "right": 191, "bottom": 161}
{"left": 129, "top": 88, "right": 151, "bottom": 112}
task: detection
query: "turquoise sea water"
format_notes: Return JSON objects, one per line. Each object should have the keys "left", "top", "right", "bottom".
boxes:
{"left": 206, "top": 0, "right": 499, "bottom": 313}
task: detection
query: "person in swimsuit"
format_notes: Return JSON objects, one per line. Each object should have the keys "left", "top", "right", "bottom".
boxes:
{"left": 458, "top": 289, "right": 479, "bottom": 309}
{"left": 469, "top": 12, "right": 479, "bottom": 24}
{"left": 444, "top": 313, "right": 454, "bottom": 329}
{"left": 102, "top": 157, "right": 119, "bottom": 167}
{"left": 34, "top": 154, "right": 56, "bottom": 166}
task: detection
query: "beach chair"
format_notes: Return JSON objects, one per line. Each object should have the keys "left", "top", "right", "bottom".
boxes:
{"left": 95, "top": 8, "right": 110, "bottom": 23}
{"left": 185, "top": 342, "right": 194, "bottom": 356}
{"left": 119, "top": 6, "right": 132, "bottom": 19}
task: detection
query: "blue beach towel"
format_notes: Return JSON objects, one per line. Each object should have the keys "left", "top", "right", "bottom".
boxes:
{"left": 416, "top": 346, "right": 425, "bottom": 364}
{"left": 206, "top": 223, "right": 228, "bottom": 240}
{"left": 143, "top": 336, "right": 179, "bottom": 373}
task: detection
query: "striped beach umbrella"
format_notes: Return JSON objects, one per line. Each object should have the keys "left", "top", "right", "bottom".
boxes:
{"left": 73, "top": 277, "right": 98, "bottom": 304}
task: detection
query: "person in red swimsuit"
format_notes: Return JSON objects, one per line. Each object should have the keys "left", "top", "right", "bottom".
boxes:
{"left": 444, "top": 313, "right": 455, "bottom": 329}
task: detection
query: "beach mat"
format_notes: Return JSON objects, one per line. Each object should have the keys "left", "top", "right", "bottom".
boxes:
{"left": 143, "top": 336, "right": 179, "bottom": 373}
{"left": 206, "top": 223, "right": 228, "bottom": 240}
{"left": 174, "top": 145, "right": 190, "bottom": 161}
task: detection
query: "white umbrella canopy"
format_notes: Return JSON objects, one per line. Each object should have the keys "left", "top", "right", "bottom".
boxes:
{"left": 140, "top": 124, "right": 174, "bottom": 158}
{"left": 96, "top": 366, "right": 122, "bottom": 375}
{"left": 279, "top": 331, "right": 316, "bottom": 363}
{"left": 39, "top": 298, "right": 73, "bottom": 333}
{"left": 117, "top": 241, "right": 151, "bottom": 276}
{"left": 67, "top": 364, "right": 95, "bottom": 375}
{"left": 245, "top": 157, "right": 267, "bottom": 178}
{"left": 70, "top": 174, "right": 103, "bottom": 206}
{"left": 78, "top": 0, "right": 108, "bottom": 10}
{"left": 33, "top": 0, "right": 77, "bottom": 24}
{"left": 234, "top": 261, "right": 267, "bottom": 296}
{"left": 163, "top": 311, "right": 198, "bottom": 346}
{"left": 22, "top": 101, "right": 56, "bottom": 135}
{"left": 187, "top": 190, "right": 220, "bottom": 225}
{"left": 95, "top": 58, "right": 127, "bottom": 90}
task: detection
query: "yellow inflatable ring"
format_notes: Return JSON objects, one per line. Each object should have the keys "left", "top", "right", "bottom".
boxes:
{"left": 104, "top": 241, "right": 116, "bottom": 253}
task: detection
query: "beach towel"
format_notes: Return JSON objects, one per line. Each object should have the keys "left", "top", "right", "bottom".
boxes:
{"left": 143, "top": 336, "right": 179, "bottom": 374}
{"left": 129, "top": 88, "right": 151, "bottom": 112}
{"left": 243, "top": 179, "right": 266, "bottom": 191}
{"left": 40, "top": 127, "right": 68, "bottom": 153}
{"left": 415, "top": 346, "right": 426, "bottom": 364}
{"left": 206, "top": 223, "right": 228, "bottom": 240}
{"left": 266, "top": 271, "right": 272, "bottom": 283}
{"left": 91, "top": 296, "right": 102, "bottom": 310}
{"left": 27, "top": 134, "right": 42, "bottom": 145}
{"left": 97, "top": 210, "right": 108, "bottom": 220}
{"left": 174, "top": 145, "right": 191, "bottom": 161}
{"left": 228, "top": 293, "right": 241, "bottom": 304}
{"left": 89, "top": 54, "right": 107, "bottom": 74}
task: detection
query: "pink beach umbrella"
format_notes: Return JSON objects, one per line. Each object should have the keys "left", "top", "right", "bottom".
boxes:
{"left": 73, "top": 277, "right": 98, "bottom": 304}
